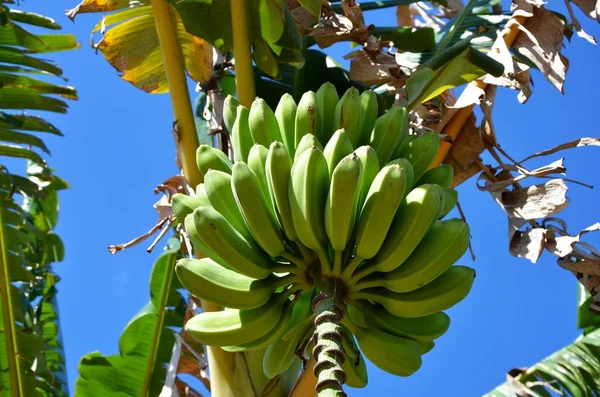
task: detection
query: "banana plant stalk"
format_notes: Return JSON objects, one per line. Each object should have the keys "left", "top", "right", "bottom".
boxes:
{"left": 231, "top": 0, "right": 255, "bottom": 107}
{"left": 312, "top": 283, "right": 347, "bottom": 396}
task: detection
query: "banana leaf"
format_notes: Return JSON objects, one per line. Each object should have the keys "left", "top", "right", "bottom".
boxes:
{"left": 65, "top": 3, "right": 213, "bottom": 93}
{"left": 74, "top": 238, "right": 198, "bottom": 396}
{"left": 0, "top": 3, "right": 75, "bottom": 395}
{"left": 484, "top": 327, "right": 600, "bottom": 396}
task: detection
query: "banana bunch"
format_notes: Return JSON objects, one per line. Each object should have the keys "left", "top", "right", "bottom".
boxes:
{"left": 172, "top": 83, "right": 475, "bottom": 391}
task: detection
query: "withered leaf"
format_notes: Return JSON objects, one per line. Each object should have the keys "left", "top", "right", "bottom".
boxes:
{"left": 346, "top": 45, "right": 400, "bottom": 85}
{"left": 285, "top": 0, "right": 318, "bottom": 30}
{"left": 511, "top": 5, "right": 569, "bottom": 93}
{"left": 502, "top": 179, "right": 569, "bottom": 220}
{"left": 511, "top": 0, "right": 546, "bottom": 18}
{"left": 518, "top": 137, "right": 600, "bottom": 163}
{"left": 449, "top": 158, "right": 482, "bottom": 188}
{"left": 571, "top": 0, "right": 600, "bottom": 22}
{"left": 564, "top": 0, "right": 597, "bottom": 43}
{"left": 509, "top": 227, "right": 547, "bottom": 263}
{"left": 307, "top": 10, "right": 373, "bottom": 48}
{"left": 483, "top": 158, "right": 567, "bottom": 191}
{"left": 444, "top": 113, "right": 486, "bottom": 170}
{"left": 546, "top": 221, "right": 600, "bottom": 258}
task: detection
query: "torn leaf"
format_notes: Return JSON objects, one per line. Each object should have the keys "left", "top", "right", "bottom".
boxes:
{"left": 564, "top": 0, "right": 597, "bottom": 43}
{"left": 307, "top": 9, "right": 373, "bottom": 49}
{"left": 510, "top": 227, "right": 547, "bottom": 263}
{"left": 66, "top": 0, "right": 132, "bottom": 20}
{"left": 511, "top": 5, "right": 569, "bottom": 93}
{"left": 571, "top": 0, "right": 600, "bottom": 22}
{"left": 502, "top": 179, "right": 569, "bottom": 220}
{"left": 518, "top": 137, "right": 600, "bottom": 163}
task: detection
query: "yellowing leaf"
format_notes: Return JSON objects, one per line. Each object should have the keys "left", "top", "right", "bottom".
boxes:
{"left": 91, "top": 5, "right": 212, "bottom": 93}
{"left": 66, "top": 0, "right": 135, "bottom": 20}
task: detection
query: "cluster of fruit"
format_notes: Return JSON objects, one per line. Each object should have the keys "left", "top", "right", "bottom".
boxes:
{"left": 171, "top": 83, "right": 475, "bottom": 389}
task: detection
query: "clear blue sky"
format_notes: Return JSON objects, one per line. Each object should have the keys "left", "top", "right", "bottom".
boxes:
{"left": 23, "top": 0, "right": 600, "bottom": 395}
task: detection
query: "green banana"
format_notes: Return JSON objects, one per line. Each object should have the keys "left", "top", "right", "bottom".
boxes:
{"left": 395, "top": 131, "right": 440, "bottom": 181}
{"left": 294, "top": 132, "right": 323, "bottom": 161}
{"left": 323, "top": 129, "right": 353, "bottom": 178}
{"left": 325, "top": 153, "right": 362, "bottom": 273}
{"left": 418, "top": 340, "right": 435, "bottom": 355}
{"left": 184, "top": 208, "right": 231, "bottom": 270}
{"left": 357, "top": 90, "right": 378, "bottom": 146}
{"left": 185, "top": 291, "right": 291, "bottom": 346}
{"left": 249, "top": 98, "right": 283, "bottom": 147}
{"left": 354, "top": 219, "right": 470, "bottom": 293}
{"left": 386, "top": 157, "right": 415, "bottom": 196}
{"left": 440, "top": 188, "right": 458, "bottom": 219}
{"left": 340, "top": 328, "right": 368, "bottom": 388}
{"left": 204, "top": 169, "right": 253, "bottom": 242}
{"left": 223, "top": 95, "right": 240, "bottom": 134}
{"left": 288, "top": 147, "right": 330, "bottom": 257}
{"left": 390, "top": 134, "right": 415, "bottom": 161}
{"left": 231, "top": 162, "right": 285, "bottom": 258}
{"left": 266, "top": 141, "right": 297, "bottom": 242}
{"left": 275, "top": 93, "right": 297, "bottom": 157}
{"left": 347, "top": 300, "right": 450, "bottom": 341}
{"left": 350, "top": 265, "right": 476, "bottom": 318}
{"left": 295, "top": 90, "right": 318, "bottom": 147}
{"left": 369, "top": 106, "right": 408, "bottom": 167}
{"left": 231, "top": 105, "right": 253, "bottom": 163}
{"left": 353, "top": 184, "right": 444, "bottom": 279}
{"left": 196, "top": 144, "right": 233, "bottom": 177}
{"left": 417, "top": 164, "right": 454, "bottom": 189}
{"left": 187, "top": 206, "right": 273, "bottom": 279}
{"left": 247, "top": 144, "right": 276, "bottom": 212}
{"left": 195, "top": 183, "right": 209, "bottom": 203}
{"left": 353, "top": 163, "right": 408, "bottom": 261}
{"left": 316, "top": 82, "right": 339, "bottom": 144}
{"left": 263, "top": 290, "right": 315, "bottom": 378}
{"left": 334, "top": 87, "right": 362, "bottom": 147}
{"left": 342, "top": 318, "right": 422, "bottom": 377}
{"left": 222, "top": 299, "right": 295, "bottom": 352}
{"left": 175, "top": 257, "right": 291, "bottom": 309}
{"left": 353, "top": 145, "right": 380, "bottom": 217}
{"left": 171, "top": 193, "right": 210, "bottom": 223}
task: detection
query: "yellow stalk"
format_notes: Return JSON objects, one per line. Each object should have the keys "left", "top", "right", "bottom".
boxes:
{"left": 289, "top": 358, "right": 318, "bottom": 397}
{"left": 231, "top": 0, "right": 256, "bottom": 107}
{"left": 430, "top": 15, "right": 527, "bottom": 168}
{"left": 150, "top": 0, "right": 202, "bottom": 187}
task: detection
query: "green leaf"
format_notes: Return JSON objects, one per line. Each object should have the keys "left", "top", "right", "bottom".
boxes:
{"left": 0, "top": 114, "right": 62, "bottom": 135}
{"left": 484, "top": 328, "right": 600, "bottom": 396}
{"left": 0, "top": 144, "right": 45, "bottom": 164}
{"left": 193, "top": 92, "right": 215, "bottom": 147}
{"left": 259, "top": 0, "right": 284, "bottom": 44}
{"left": 406, "top": 44, "right": 503, "bottom": 110}
{"left": 0, "top": 130, "right": 50, "bottom": 154}
{"left": 75, "top": 238, "right": 187, "bottom": 397}
{"left": 372, "top": 27, "right": 436, "bottom": 52}
{"left": 8, "top": 10, "right": 62, "bottom": 30}
{"left": 577, "top": 283, "right": 600, "bottom": 332}
{"left": 254, "top": 38, "right": 280, "bottom": 78}
{"left": 0, "top": 88, "right": 68, "bottom": 113}
{"left": 0, "top": 46, "right": 63, "bottom": 76}
{"left": 0, "top": 24, "right": 78, "bottom": 53}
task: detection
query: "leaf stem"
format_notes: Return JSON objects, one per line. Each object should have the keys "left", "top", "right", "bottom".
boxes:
{"left": 150, "top": 0, "right": 201, "bottom": 186}
{"left": 231, "top": 0, "right": 256, "bottom": 107}
{"left": 434, "top": 0, "right": 478, "bottom": 56}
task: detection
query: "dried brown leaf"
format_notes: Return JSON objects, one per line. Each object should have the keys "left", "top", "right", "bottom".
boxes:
{"left": 502, "top": 179, "right": 569, "bottom": 220}
{"left": 341, "top": 0, "right": 366, "bottom": 29}
{"left": 307, "top": 10, "right": 373, "bottom": 48}
{"left": 107, "top": 217, "right": 171, "bottom": 254}
{"left": 285, "top": 0, "right": 318, "bottom": 30}
{"left": 483, "top": 158, "right": 567, "bottom": 191}
{"left": 511, "top": 0, "right": 546, "bottom": 18}
{"left": 565, "top": 0, "right": 597, "bottom": 43}
{"left": 510, "top": 227, "right": 547, "bottom": 263}
{"left": 346, "top": 45, "right": 401, "bottom": 85}
{"left": 571, "top": 0, "right": 600, "bottom": 22}
{"left": 444, "top": 113, "right": 486, "bottom": 170}
{"left": 448, "top": 158, "right": 482, "bottom": 187}
{"left": 518, "top": 137, "right": 600, "bottom": 163}
{"left": 511, "top": 5, "right": 569, "bottom": 93}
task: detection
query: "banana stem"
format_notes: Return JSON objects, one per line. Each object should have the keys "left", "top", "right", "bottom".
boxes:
{"left": 311, "top": 291, "right": 347, "bottom": 397}
{"left": 231, "top": 0, "right": 255, "bottom": 107}
{"left": 282, "top": 251, "right": 307, "bottom": 269}
{"left": 349, "top": 263, "right": 377, "bottom": 285}
{"left": 332, "top": 251, "right": 343, "bottom": 276}
{"left": 296, "top": 240, "right": 315, "bottom": 262}
{"left": 150, "top": 0, "right": 201, "bottom": 187}
{"left": 341, "top": 256, "right": 363, "bottom": 280}
{"left": 317, "top": 249, "right": 333, "bottom": 276}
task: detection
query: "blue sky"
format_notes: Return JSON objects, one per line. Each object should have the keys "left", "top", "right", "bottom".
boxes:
{"left": 21, "top": 0, "right": 600, "bottom": 395}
